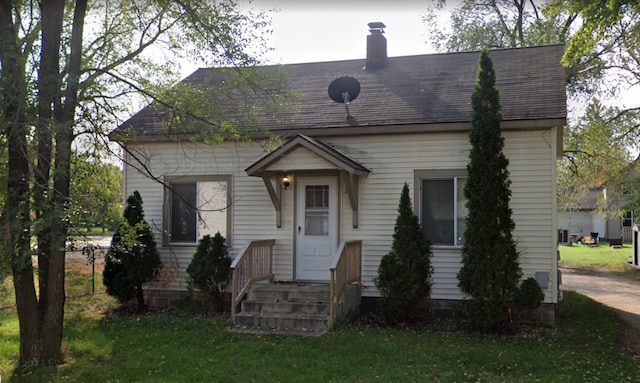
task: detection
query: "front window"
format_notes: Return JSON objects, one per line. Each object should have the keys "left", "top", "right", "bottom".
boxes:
{"left": 416, "top": 170, "right": 467, "bottom": 246}
{"left": 623, "top": 211, "right": 634, "bottom": 227}
{"left": 164, "top": 176, "right": 231, "bottom": 245}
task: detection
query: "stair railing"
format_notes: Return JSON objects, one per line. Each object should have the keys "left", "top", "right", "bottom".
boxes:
{"left": 230, "top": 239, "right": 275, "bottom": 320}
{"left": 329, "top": 240, "right": 362, "bottom": 330}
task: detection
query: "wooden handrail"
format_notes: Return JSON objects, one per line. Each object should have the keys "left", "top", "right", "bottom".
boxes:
{"left": 329, "top": 240, "right": 362, "bottom": 330}
{"left": 230, "top": 239, "right": 275, "bottom": 320}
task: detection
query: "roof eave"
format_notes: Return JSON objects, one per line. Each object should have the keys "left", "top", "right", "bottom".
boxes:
{"left": 117, "top": 117, "right": 567, "bottom": 145}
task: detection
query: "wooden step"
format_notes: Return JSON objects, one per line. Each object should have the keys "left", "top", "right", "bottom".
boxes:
{"left": 248, "top": 283, "right": 330, "bottom": 302}
{"left": 233, "top": 283, "right": 332, "bottom": 335}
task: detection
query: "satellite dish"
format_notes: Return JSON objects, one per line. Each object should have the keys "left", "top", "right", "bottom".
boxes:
{"left": 328, "top": 76, "right": 360, "bottom": 104}
{"left": 328, "top": 76, "right": 361, "bottom": 119}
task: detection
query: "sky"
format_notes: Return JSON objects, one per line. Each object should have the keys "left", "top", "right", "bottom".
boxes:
{"left": 238, "top": 1, "right": 441, "bottom": 65}
{"left": 237, "top": 1, "right": 639, "bottom": 110}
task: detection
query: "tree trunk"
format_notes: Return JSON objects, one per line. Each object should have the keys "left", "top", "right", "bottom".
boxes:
{"left": 34, "top": 0, "right": 67, "bottom": 363}
{"left": 135, "top": 283, "right": 146, "bottom": 311}
{"left": 39, "top": 0, "right": 88, "bottom": 360}
{"left": 1, "top": 0, "right": 41, "bottom": 365}
{"left": 35, "top": 0, "right": 65, "bottom": 332}
{"left": 1, "top": 0, "right": 86, "bottom": 365}
{"left": 13, "top": 268, "right": 43, "bottom": 364}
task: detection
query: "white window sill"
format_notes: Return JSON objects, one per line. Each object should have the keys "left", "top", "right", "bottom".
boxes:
{"left": 431, "top": 245, "right": 464, "bottom": 251}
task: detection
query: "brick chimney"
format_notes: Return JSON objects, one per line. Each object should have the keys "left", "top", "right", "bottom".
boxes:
{"left": 366, "top": 22, "right": 387, "bottom": 70}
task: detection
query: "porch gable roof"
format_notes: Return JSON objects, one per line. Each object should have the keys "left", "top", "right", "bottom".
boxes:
{"left": 245, "top": 134, "right": 370, "bottom": 177}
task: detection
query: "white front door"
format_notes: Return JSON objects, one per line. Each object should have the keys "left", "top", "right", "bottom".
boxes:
{"left": 296, "top": 176, "right": 338, "bottom": 281}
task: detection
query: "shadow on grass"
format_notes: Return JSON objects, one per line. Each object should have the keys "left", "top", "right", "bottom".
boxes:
{"left": 2, "top": 291, "right": 640, "bottom": 382}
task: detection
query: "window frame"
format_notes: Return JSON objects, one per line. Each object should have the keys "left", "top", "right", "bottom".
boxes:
{"left": 163, "top": 175, "right": 232, "bottom": 247}
{"left": 414, "top": 169, "right": 468, "bottom": 248}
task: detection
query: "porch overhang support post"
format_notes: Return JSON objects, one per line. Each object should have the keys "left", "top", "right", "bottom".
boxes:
{"left": 262, "top": 173, "right": 282, "bottom": 228}
{"left": 342, "top": 171, "right": 359, "bottom": 229}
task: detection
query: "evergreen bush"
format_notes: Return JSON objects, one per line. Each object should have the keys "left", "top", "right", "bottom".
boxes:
{"left": 186, "top": 232, "right": 232, "bottom": 311}
{"left": 103, "top": 191, "right": 162, "bottom": 311}
{"left": 457, "top": 49, "right": 522, "bottom": 332}
{"left": 375, "top": 183, "right": 433, "bottom": 324}
{"left": 514, "top": 277, "right": 545, "bottom": 312}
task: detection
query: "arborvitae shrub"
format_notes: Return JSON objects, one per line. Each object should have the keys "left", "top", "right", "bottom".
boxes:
{"left": 457, "top": 49, "right": 521, "bottom": 332}
{"left": 103, "top": 191, "right": 162, "bottom": 311}
{"left": 375, "top": 183, "right": 433, "bottom": 324}
{"left": 186, "top": 232, "right": 232, "bottom": 311}
{"left": 514, "top": 277, "right": 544, "bottom": 312}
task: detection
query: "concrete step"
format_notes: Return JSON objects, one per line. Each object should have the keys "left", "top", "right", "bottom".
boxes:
{"left": 248, "top": 283, "right": 330, "bottom": 302}
{"left": 234, "top": 311, "right": 330, "bottom": 333}
{"left": 241, "top": 299, "right": 330, "bottom": 315}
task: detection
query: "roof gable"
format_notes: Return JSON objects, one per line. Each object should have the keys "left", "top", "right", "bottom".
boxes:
{"left": 245, "top": 134, "right": 370, "bottom": 177}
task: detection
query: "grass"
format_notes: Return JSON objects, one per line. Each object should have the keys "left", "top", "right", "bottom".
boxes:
{"left": 1, "top": 263, "right": 640, "bottom": 382}
{"left": 558, "top": 241, "right": 640, "bottom": 281}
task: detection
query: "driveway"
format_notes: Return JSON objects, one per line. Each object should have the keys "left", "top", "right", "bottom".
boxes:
{"left": 561, "top": 267, "right": 640, "bottom": 316}
{"left": 561, "top": 266, "right": 640, "bottom": 364}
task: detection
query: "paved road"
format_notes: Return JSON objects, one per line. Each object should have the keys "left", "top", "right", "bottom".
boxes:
{"left": 67, "top": 236, "right": 112, "bottom": 249}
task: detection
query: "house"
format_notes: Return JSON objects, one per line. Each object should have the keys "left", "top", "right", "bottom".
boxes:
{"left": 110, "top": 25, "right": 566, "bottom": 329}
{"left": 558, "top": 187, "right": 634, "bottom": 244}
{"left": 557, "top": 187, "right": 606, "bottom": 243}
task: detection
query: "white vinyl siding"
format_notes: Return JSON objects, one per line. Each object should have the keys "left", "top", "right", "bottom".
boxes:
{"left": 266, "top": 147, "right": 337, "bottom": 171}
{"left": 123, "top": 127, "right": 559, "bottom": 303}
{"left": 124, "top": 142, "right": 294, "bottom": 290}
{"left": 334, "top": 129, "right": 558, "bottom": 303}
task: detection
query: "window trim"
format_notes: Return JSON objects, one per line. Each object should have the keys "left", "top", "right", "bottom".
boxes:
{"left": 414, "top": 169, "right": 468, "bottom": 248}
{"left": 163, "top": 175, "right": 232, "bottom": 247}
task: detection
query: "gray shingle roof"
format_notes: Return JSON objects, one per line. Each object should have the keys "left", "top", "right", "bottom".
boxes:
{"left": 112, "top": 44, "right": 566, "bottom": 142}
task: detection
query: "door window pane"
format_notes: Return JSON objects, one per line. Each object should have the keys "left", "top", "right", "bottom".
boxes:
{"left": 305, "top": 185, "right": 329, "bottom": 236}
{"left": 306, "top": 185, "right": 329, "bottom": 209}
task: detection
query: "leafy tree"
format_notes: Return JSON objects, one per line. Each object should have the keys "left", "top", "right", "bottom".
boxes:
{"left": 70, "top": 154, "right": 123, "bottom": 232}
{"left": 427, "top": 1, "right": 640, "bottom": 239}
{"left": 546, "top": 0, "right": 639, "bottom": 94}
{"left": 559, "top": 100, "right": 636, "bottom": 215}
{"left": 104, "top": 191, "right": 161, "bottom": 311}
{"left": 1, "top": 0, "right": 283, "bottom": 366}
{"left": 186, "top": 232, "right": 232, "bottom": 311}
{"left": 424, "top": 0, "right": 575, "bottom": 52}
{"left": 375, "top": 183, "right": 433, "bottom": 324}
{"left": 458, "top": 50, "right": 521, "bottom": 332}
{"left": 546, "top": 1, "right": 640, "bottom": 211}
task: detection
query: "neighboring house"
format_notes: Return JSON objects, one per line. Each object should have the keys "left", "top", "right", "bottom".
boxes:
{"left": 557, "top": 188, "right": 607, "bottom": 243}
{"left": 558, "top": 187, "right": 634, "bottom": 243}
{"left": 110, "top": 25, "right": 566, "bottom": 326}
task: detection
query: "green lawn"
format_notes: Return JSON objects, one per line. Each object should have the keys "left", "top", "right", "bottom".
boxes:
{"left": 2, "top": 266, "right": 640, "bottom": 382}
{"left": 559, "top": 241, "right": 631, "bottom": 268}
{"left": 558, "top": 241, "right": 640, "bottom": 281}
